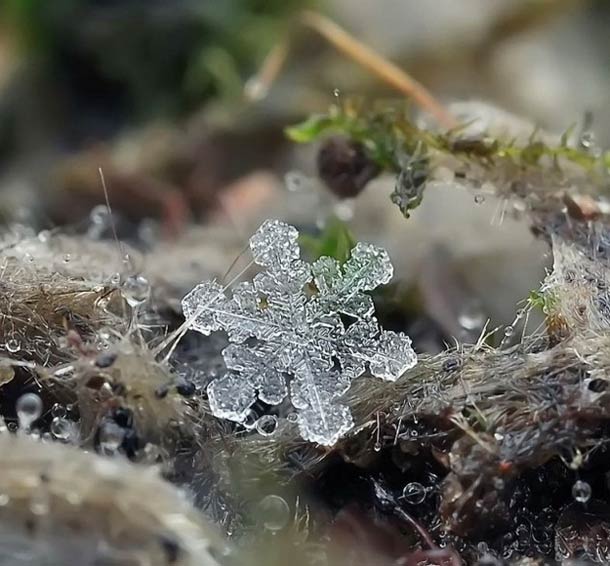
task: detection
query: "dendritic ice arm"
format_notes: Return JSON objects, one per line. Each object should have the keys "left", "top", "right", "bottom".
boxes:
{"left": 311, "top": 242, "right": 393, "bottom": 319}
{"left": 181, "top": 218, "right": 418, "bottom": 446}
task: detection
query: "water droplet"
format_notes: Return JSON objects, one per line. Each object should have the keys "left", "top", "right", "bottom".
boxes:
{"left": 63, "top": 253, "right": 71, "bottom": 264}
{"left": 474, "top": 194, "right": 485, "bottom": 204}
{"left": 98, "top": 422, "right": 125, "bottom": 455}
{"left": 142, "top": 443, "right": 162, "bottom": 464}
{"left": 458, "top": 300, "right": 485, "bottom": 331}
{"left": 90, "top": 205, "right": 109, "bottom": 226}
{"left": 16, "top": 393, "right": 43, "bottom": 430}
{"left": 122, "top": 275, "right": 150, "bottom": 307}
{"left": 258, "top": 495, "right": 290, "bottom": 531}
{"left": 285, "top": 171, "right": 308, "bottom": 193}
{"left": 256, "top": 415, "right": 278, "bottom": 436}
{"left": 333, "top": 88, "right": 341, "bottom": 99}
{"left": 5, "top": 338, "right": 20, "bottom": 353}
{"left": 244, "top": 76, "right": 268, "bottom": 101}
{"left": 37, "top": 230, "right": 50, "bottom": 243}
{"left": 51, "top": 417, "right": 75, "bottom": 442}
{"left": 287, "top": 413, "right": 298, "bottom": 424}
{"left": 572, "top": 479, "right": 591, "bottom": 503}
{"left": 23, "top": 253, "right": 34, "bottom": 264}
{"left": 504, "top": 325, "right": 514, "bottom": 337}
{"left": 122, "top": 253, "right": 133, "bottom": 270}
{"left": 374, "top": 441, "right": 382, "bottom": 452}
{"left": 402, "top": 482, "right": 426, "bottom": 504}
{"left": 334, "top": 199, "right": 354, "bottom": 221}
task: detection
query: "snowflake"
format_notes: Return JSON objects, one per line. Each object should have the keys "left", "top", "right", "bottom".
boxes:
{"left": 182, "top": 220, "right": 417, "bottom": 445}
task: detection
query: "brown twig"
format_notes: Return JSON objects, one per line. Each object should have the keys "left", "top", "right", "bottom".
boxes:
{"left": 246, "top": 10, "right": 456, "bottom": 129}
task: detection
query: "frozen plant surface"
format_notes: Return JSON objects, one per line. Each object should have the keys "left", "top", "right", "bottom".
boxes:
{"left": 182, "top": 219, "right": 417, "bottom": 445}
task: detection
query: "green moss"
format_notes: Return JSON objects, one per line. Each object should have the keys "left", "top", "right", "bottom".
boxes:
{"left": 287, "top": 100, "right": 610, "bottom": 217}
{"left": 299, "top": 216, "right": 355, "bottom": 263}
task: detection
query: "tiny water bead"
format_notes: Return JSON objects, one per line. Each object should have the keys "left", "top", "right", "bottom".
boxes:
{"left": 401, "top": 482, "right": 427, "bottom": 505}
{"left": 285, "top": 171, "right": 308, "bottom": 193}
{"left": 257, "top": 495, "right": 290, "bottom": 531}
{"left": 572, "top": 480, "right": 592, "bottom": 503}
{"left": 334, "top": 199, "right": 354, "bottom": 221}
{"left": 63, "top": 253, "right": 71, "bottom": 264}
{"left": 504, "top": 325, "right": 515, "bottom": 337}
{"left": 16, "top": 393, "right": 43, "bottom": 430}
{"left": 89, "top": 204, "right": 110, "bottom": 226}
{"left": 474, "top": 194, "right": 486, "bottom": 205}
{"left": 255, "top": 415, "right": 278, "bottom": 436}
{"left": 458, "top": 300, "right": 485, "bottom": 331}
{"left": 122, "top": 275, "right": 151, "bottom": 307}
{"left": 5, "top": 338, "right": 21, "bottom": 353}
{"left": 50, "top": 417, "right": 75, "bottom": 442}
{"left": 98, "top": 422, "right": 125, "bottom": 455}
{"left": 37, "top": 230, "right": 51, "bottom": 243}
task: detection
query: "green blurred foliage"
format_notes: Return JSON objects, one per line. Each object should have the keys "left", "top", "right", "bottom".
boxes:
{"left": 299, "top": 216, "right": 355, "bottom": 264}
{"left": 2, "top": 0, "right": 311, "bottom": 118}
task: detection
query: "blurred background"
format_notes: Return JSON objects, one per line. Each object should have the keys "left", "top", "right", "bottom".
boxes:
{"left": 0, "top": 0, "right": 609, "bottom": 351}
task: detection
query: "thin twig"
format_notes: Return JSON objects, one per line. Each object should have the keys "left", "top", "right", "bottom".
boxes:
{"left": 246, "top": 10, "right": 456, "bottom": 129}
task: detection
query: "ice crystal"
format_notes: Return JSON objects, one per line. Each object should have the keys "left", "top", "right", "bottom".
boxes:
{"left": 182, "top": 219, "right": 417, "bottom": 445}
